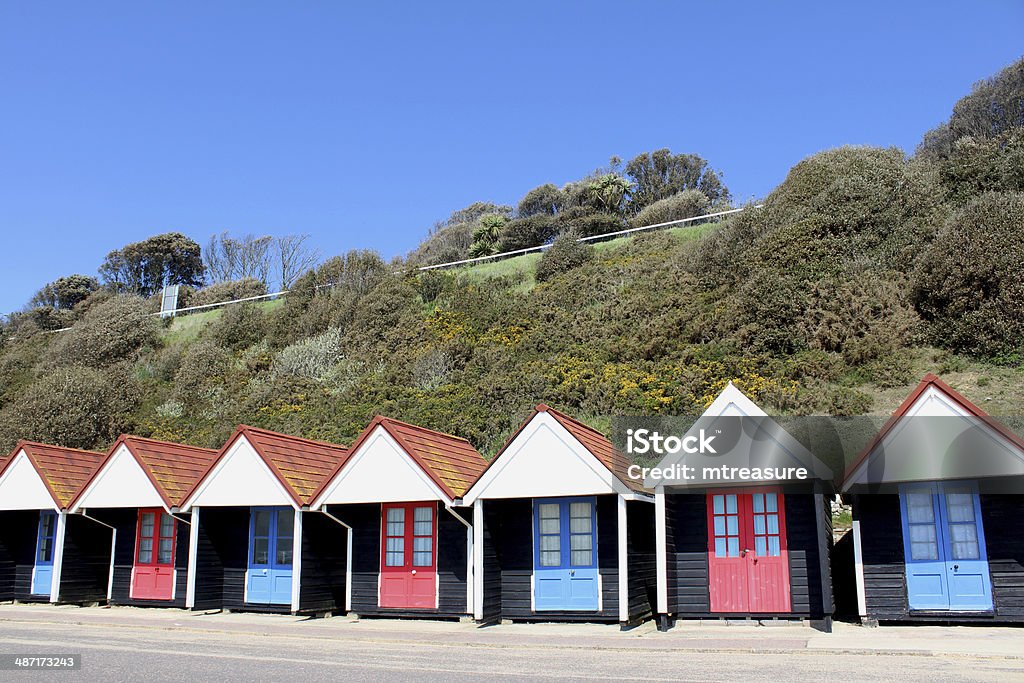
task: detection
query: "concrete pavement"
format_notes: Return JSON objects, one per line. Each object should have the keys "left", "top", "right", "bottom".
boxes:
{"left": 0, "top": 604, "right": 1021, "bottom": 681}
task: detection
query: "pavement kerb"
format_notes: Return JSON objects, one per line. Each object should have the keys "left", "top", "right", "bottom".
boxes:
{"left": 0, "top": 606, "right": 1021, "bottom": 660}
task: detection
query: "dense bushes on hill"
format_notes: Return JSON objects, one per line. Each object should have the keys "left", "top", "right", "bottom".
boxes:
{"left": 0, "top": 58, "right": 1022, "bottom": 454}
{"left": 912, "top": 192, "right": 1024, "bottom": 359}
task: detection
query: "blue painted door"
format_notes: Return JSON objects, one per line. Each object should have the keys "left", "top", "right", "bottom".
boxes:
{"left": 32, "top": 511, "right": 57, "bottom": 596}
{"left": 900, "top": 483, "right": 993, "bottom": 611}
{"left": 533, "top": 497, "right": 599, "bottom": 611}
{"left": 247, "top": 507, "right": 294, "bottom": 605}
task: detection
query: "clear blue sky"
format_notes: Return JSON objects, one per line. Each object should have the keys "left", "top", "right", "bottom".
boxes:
{"left": 1, "top": 2, "right": 1022, "bottom": 314}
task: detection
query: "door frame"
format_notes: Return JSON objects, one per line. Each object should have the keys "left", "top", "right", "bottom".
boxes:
{"left": 31, "top": 510, "right": 58, "bottom": 596}
{"left": 898, "top": 481, "right": 994, "bottom": 612}
{"left": 378, "top": 501, "right": 440, "bottom": 609}
{"left": 531, "top": 496, "right": 601, "bottom": 612}
{"left": 245, "top": 506, "right": 295, "bottom": 606}
{"left": 130, "top": 508, "right": 178, "bottom": 600}
{"left": 705, "top": 487, "right": 791, "bottom": 614}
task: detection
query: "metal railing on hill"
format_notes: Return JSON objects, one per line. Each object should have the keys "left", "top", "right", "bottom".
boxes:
{"left": 31, "top": 204, "right": 761, "bottom": 333}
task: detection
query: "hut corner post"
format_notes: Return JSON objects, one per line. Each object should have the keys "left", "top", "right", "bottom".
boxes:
{"left": 289, "top": 510, "right": 303, "bottom": 614}
{"left": 472, "top": 499, "right": 484, "bottom": 622}
{"left": 812, "top": 485, "right": 834, "bottom": 633}
{"left": 617, "top": 495, "right": 628, "bottom": 627}
{"left": 850, "top": 494, "right": 872, "bottom": 626}
{"left": 49, "top": 511, "right": 68, "bottom": 604}
{"left": 654, "top": 488, "right": 671, "bottom": 631}
{"left": 185, "top": 507, "right": 200, "bottom": 609}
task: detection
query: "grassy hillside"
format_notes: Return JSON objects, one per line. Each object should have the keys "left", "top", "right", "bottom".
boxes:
{"left": 1, "top": 58, "right": 1022, "bottom": 458}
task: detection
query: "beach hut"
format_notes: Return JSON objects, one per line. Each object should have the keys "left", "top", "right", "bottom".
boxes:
{"left": 179, "top": 426, "right": 349, "bottom": 614}
{"left": 310, "top": 416, "right": 488, "bottom": 618}
{"left": 462, "top": 405, "right": 656, "bottom": 627}
{"left": 842, "top": 373, "right": 1024, "bottom": 624}
{"left": 0, "top": 442, "right": 106, "bottom": 603}
{"left": 647, "top": 384, "right": 836, "bottom": 631}
{"left": 68, "top": 435, "right": 219, "bottom": 606}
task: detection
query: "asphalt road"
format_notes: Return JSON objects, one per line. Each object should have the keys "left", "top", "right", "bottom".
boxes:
{"left": 0, "top": 620, "right": 1021, "bottom": 682}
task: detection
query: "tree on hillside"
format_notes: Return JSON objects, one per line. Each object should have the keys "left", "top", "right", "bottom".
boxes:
{"left": 469, "top": 214, "right": 507, "bottom": 257}
{"left": 29, "top": 274, "right": 99, "bottom": 310}
{"left": 918, "top": 57, "right": 1024, "bottom": 160}
{"left": 276, "top": 234, "right": 321, "bottom": 289}
{"left": 408, "top": 202, "right": 512, "bottom": 266}
{"left": 99, "top": 232, "right": 204, "bottom": 296}
{"left": 517, "top": 184, "right": 565, "bottom": 217}
{"left": 580, "top": 174, "right": 632, "bottom": 215}
{"left": 205, "top": 232, "right": 321, "bottom": 290}
{"left": 625, "top": 149, "right": 730, "bottom": 212}
{"left": 204, "top": 232, "right": 273, "bottom": 285}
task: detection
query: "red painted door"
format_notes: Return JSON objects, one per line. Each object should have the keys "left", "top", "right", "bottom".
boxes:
{"left": 707, "top": 490, "right": 791, "bottom": 613}
{"left": 379, "top": 502, "right": 437, "bottom": 609}
{"left": 132, "top": 509, "right": 176, "bottom": 600}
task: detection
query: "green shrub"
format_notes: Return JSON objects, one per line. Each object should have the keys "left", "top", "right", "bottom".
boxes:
{"left": 560, "top": 208, "right": 623, "bottom": 238}
{"left": 45, "top": 295, "right": 158, "bottom": 368}
{"left": 535, "top": 233, "right": 594, "bottom": 283}
{"left": 190, "top": 278, "right": 268, "bottom": 308}
{"left": 206, "top": 303, "right": 267, "bottom": 351}
{"left": 416, "top": 270, "right": 450, "bottom": 304}
{"left": 172, "top": 340, "right": 231, "bottom": 402}
{"left": 631, "top": 189, "right": 711, "bottom": 227}
{"left": 497, "top": 214, "right": 560, "bottom": 252}
{"left": 272, "top": 327, "right": 347, "bottom": 382}
{"left": 912, "top": 192, "right": 1024, "bottom": 357}
{"left": 0, "top": 365, "right": 139, "bottom": 451}
{"left": 939, "top": 129, "right": 1024, "bottom": 205}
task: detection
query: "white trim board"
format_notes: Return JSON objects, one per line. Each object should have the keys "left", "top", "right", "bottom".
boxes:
{"left": 182, "top": 436, "right": 296, "bottom": 511}
{"left": 0, "top": 450, "right": 60, "bottom": 511}
{"left": 72, "top": 445, "right": 166, "bottom": 512}
{"left": 463, "top": 412, "right": 630, "bottom": 504}
{"left": 312, "top": 426, "right": 450, "bottom": 508}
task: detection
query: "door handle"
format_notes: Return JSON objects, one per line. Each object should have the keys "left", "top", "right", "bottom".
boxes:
{"left": 953, "top": 564, "right": 959, "bottom": 571}
{"left": 741, "top": 549, "right": 751, "bottom": 557}
{"left": 570, "top": 570, "right": 575, "bottom": 576}
{"left": 411, "top": 570, "right": 417, "bottom": 575}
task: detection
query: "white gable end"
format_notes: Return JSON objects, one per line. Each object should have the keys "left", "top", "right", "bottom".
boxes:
{"left": 72, "top": 445, "right": 165, "bottom": 511}
{"left": 466, "top": 412, "right": 622, "bottom": 503}
{"left": 183, "top": 437, "right": 294, "bottom": 509}
{"left": 845, "top": 385, "right": 1024, "bottom": 488}
{"left": 0, "top": 451, "right": 59, "bottom": 511}
{"left": 314, "top": 427, "right": 446, "bottom": 507}
{"left": 704, "top": 383, "right": 764, "bottom": 418}
{"left": 645, "top": 383, "right": 832, "bottom": 488}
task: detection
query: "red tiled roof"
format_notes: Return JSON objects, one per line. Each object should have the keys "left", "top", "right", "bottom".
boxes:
{"left": 842, "top": 373, "right": 1024, "bottom": 486}
{"left": 3, "top": 441, "right": 107, "bottom": 508}
{"left": 73, "top": 435, "right": 220, "bottom": 509}
{"left": 313, "top": 416, "right": 488, "bottom": 503}
{"left": 218, "top": 426, "right": 351, "bottom": 506}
